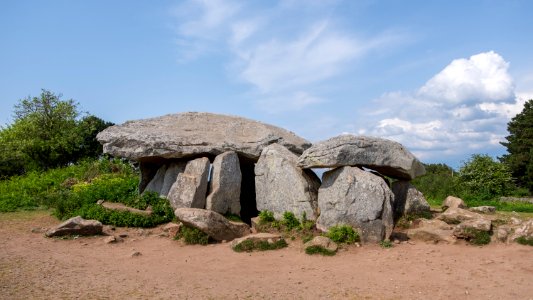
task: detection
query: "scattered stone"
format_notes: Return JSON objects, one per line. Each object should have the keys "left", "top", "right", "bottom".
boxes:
{"left": 104, "top": 235, "right": 122, "bottom": 244}
{"left": 130, "top": 251, "right": 142, "bottom": 257}
{"left": 437, "top": 207, "right": 484, "bottom": 224}
{"left": 96, "top": 112, "right": 311, "bottom": 161}
{"left": 255, "top": 144, "right": 321, "bottom": 220}
{"left": 510, "top": 219, "right": 533, "bottom": 242}
{"left": 393, "top": 239, "right": 400, "bottom": 244}
{"left": 499, "top": 196, "right": 533, "bottom": 204}
{"left": 45, "top": 216, "right": 103, "bottom": 237}
{"left": 119, "top": 233, "right": 128, "bottom": 238}
{"left": 175, "top": 208, "right": 250, "bottom": 241}
{"left": 317, "top": 166, "right": 394, "bottom": 243}
{"left": 494, "top": 225, "right": 513, "bottom": 243}
{"left": 167, "top": 157, "right": 210, "bottom": 210}
{"left": 406, "top": 219, "right": 456, "bottom": 244}
{"left": 97, "top": 200, "right": 152, "bottom": 216}
{"left": 230, "top": 233, "right": 283, "bottom": 249}
{"left": 391, "top": 180, "right": 431, "bottom": 221}
{"left": 206, "top": 151, "right": 242, "bottom": 215}
{"left": 162, "top": 222, "right": 182, "bottom": 238}
{"left": 297, "top": 134, "right": 425, "bottom": 180}
{"left": 470, "top": 206, "right": 496, "bottom": 214}
{"left": 304, "top": 236, "right": 338, "bottom": 252}
{"left": 442, "top": 196, "right": 466, "bottom": 210}
{"left": 453, "top": 219, "right": 492, "bottom": 238}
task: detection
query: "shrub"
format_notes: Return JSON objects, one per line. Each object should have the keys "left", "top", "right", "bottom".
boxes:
{"left": 305, "top": 245, "right": 336, "bottom": 256}
{"left": 282, "top": 211, "right": 300, "bottom": 231}
{"left": 380, "top": 240, "right": 393, "bottom": 248}
{"left": 177, "top": 226, "right": 210, "bottom": 245}
{"left": 325, "top": 225, "right": 359, "bottom": 244}
{"left": 463, "top": 228, "right": 491, "bottom": 245}
{"left": 516, "top": 236, "right": 533, "bottom": 246}
{"left": 233, "top": 239, "right": 288, "bottom": 252}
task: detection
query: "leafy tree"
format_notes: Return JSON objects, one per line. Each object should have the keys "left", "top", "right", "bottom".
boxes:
{"left": 458, "top": 154, "right": 514, "bottom": 199}
{"left": 0, "top": 89, "right": 113, "bottom": 175}
{"left": 411, "top": 163, "right": 457, "bottom": 203}
{"left": 501, "top": 99, "right": 533, "bottom": 193}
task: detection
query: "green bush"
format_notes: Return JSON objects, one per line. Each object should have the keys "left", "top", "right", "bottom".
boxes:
{"left": 305, "top": 245, "right": 336, "bottom": 256}
{"left": 325, "top": 225, "right": 359, "bottom": 244}
{"left": 282, "top": 211, "right": 301, "bottom": 231}
{"left": 516, "top": 236, "right": 533, "bottom": 246}
{"left": 379, "top": 240, "right": 393, "bottom": 248}
{"left": 233, "top": 239, "right": 288, "bottom": 252}
{"left": 177, "top": 226, "right": 210, "bottom": 245}
{"left": 463, "top": 228, "right": 491, "bottom": 245}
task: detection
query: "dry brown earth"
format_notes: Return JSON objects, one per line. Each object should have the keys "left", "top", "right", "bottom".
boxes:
{"left": 1, "top": 210, "right": 532, "bottom": 299}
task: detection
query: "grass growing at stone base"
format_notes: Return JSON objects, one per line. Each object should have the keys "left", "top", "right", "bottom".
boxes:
{"left": 233, "top": 239, "right": 288, "bottom": 252}
{"left": 305, "top": 245, "right": 336, "bottom": 256}
{"left": 463, "top": 228, "right": 491, "bottom": 245}
{"left": 515, "top": 236, "right": 533, "bottom": 246}
{"left": 176, "top": 225, "right": 210, "bottom": 245}
{"left": 379, "top": 240, "right": 393, "bottom": 248}
{"left": 325, "top": 225, "right": 359, "bottom": 244}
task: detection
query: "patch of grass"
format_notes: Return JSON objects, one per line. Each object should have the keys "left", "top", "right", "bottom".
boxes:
{"left": 258, "top": 210, "right": 275, "bottom": 224}
{"left": 224, "top": 213, "right": 243, "bottom": 222}
{"left": 176, "top": 225, "right": 210, "bottom": 245}
{"left": 282, "top": 211, "right": 301, "bottom": 231}
{"left": 325, "top": 225, "right": 359, "bottom": 244}
{"left": 515, "top": 236, "right": 533, "bottom": 246}
{"left": 463, "top": 228, "right": 491, "bottom": 245}
{"left": 379, "top": 240, "right": 393, "bottom": 248}
{"left": 302, "top": 233, "right": 314, "bottom": 244}
{"left": 305, "top": 245, "right": 336, "bottom": 256}
{"left": 233, "top": 239, "right": 288, "bottom": 252}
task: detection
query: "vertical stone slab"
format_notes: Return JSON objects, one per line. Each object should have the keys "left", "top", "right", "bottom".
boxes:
{"left": 167, "top": 157, "right": 210, "bottom": 210}
{"left": 143, "top": 164, "right": 168, "bottom": 195}
{"left": 317, "top": 166, "right": 394, "bottom": 243}
{"left": 206, "top": 151, "right": 242, "bottom": 215}
{"left": 255, "top": 144, "right": 321, "bottom": 220}
{"left": 160, "top": 162, "right": 187, "bottom": 197}
{"left": 391, "top": 180, "right": 430, "bottom": 222}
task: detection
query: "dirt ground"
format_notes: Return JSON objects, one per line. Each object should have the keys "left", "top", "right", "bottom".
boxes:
{"left": 1, "top": 211, "right": 532, "bottom": 300}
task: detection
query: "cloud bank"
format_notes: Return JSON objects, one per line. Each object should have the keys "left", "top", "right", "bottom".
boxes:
{"left": 360, "top": 51, "right": 526, "bottom": 162}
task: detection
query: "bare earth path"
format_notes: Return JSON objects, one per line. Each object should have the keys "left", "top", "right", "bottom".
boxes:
{"left": 1, "top": 211, "right": 532, "bottom": 300}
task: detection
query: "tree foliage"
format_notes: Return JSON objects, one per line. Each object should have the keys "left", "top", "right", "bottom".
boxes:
{"left": 0, "top": 89, "right": 113, "bottom": 177}
{"left": 458, "top": 154, "right": 514, "bottom": 199}
{"left": 411, "top": 163, "right": 457, "bottom": 203}
{"left": 501, "top": 99, "right": 533, "bottom": 193}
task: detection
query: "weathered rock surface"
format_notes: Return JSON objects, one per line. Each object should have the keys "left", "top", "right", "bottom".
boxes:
{"left": 437, "top": 207, "right": 484, "bottom": 224}
{"left": 442, "top": 196, "right": 466, "bottom": 210}
{"left": 317, "top": 166, "right": 394, "bottom": 243}
{"left": 392, "top": 180, "right": 431, "bottom": 221}
{"left": 162, "top": 222, "right": 182, "bottom": 239}
{"left": 174, "top": 208, "right": 250, "bottom": 241}
{"left": 511, "top": 219, "right": 533, "bottom": 241}
{"left": 255, "top": 144, "right": 321, "bottom": 220}
{"left": 45, "top": 216, "right": 103, "bottom": 237}
{"left": 144, "top": 164, "right": 167, "bottom": 195}
{"left": 206, "top": 151, "right": 241, "bottom": 215}
{"left": 297, "top": 135, "right": 425, "bottom": 180}
{"left": 470, "top": 206, "right": 496, "bottom": 214}
{"left": 406, "top": 219, "right": 456, "bottom": 244}
{"left": 167, "top": 157, "right": 210, "bottom": 210}
{"left": 96, "top": 112, "right": 311, "bottom": 161}
{"left": 96, "top": 200, "right": 152, "bottom": 216}
{"left": 160, "top": 162, "right": 187, "bottom": 197}
{"left": 494, "top": 225, "right": 513, "bottom": 243}
{"left": 230, "top": 233, "right": 283, "bottom": 249}
{"left": 453, "top": 219, "right": 492, "bottom": 239}
{"left": 304, "top": 236, "right": 338, "bottom": 252}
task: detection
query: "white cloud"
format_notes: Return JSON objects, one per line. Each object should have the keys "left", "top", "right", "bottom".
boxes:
{"left": 358, "top": 51, "right": 525, "bottom": 162}
{"left": 172, "top": 0, "right": 402, "bottom": 113}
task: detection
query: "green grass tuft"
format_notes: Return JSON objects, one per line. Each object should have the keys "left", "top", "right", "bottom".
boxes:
{"left": 233, "top": 238, "right": 288, "bottom": 252}
{"left": 305, "top": 245, "right": 336, "bottom": 256}
{"left": 463, "top": 228, "right": 491, "bottom": 245}
{"left": 325, "top": 225, "right": 359, "bottom": 244}
{"left": 176, "top": 226, "right": 210, "bottom": 245}
{"left": 515, "top": 236, "right": 533, "bottom": 246}
{"left": 379, "top": 240, "right": 393, "bottom": 248}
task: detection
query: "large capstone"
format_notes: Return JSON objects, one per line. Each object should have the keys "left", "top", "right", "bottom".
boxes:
{"left": 206, "top": 151, "right": 242, "bottom": 215}
{"left": 167, "top": 157, "right": 210, "bottom": 210}
{"left": 298, "top": 134, "right": 425, "bottom": 180}
{"left": 317, "top": 166, "right": 394, "bottom": 243}
{"left": 255, "top": 144, "right": 321, "bottom": 220}
{"left": 96, "top": 112, "right": 311, "bottom": 161}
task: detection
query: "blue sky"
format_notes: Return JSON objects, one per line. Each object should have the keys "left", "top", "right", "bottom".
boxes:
{"left": 1, "top": 0, "right": 532, "bottom": 168}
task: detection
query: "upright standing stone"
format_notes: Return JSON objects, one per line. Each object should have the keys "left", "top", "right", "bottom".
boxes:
{"left": 143, "top": 164, "right": 168, "bottom": 195}
{"left": 160, "top": 162, "right": 187, "bottom": 197}
{"left": 167, "top": 157, "right": 210, "bottom": 210}
{"left": 391, "top": 180, "right": 430, "bottom": 221}
{"left": 255, "top": 144, "right": 321, "bottom": 220}
{"left": 317, "top": 166, "right": 394, "bottom": 243}
{"left": 206, "top": 151, "right": 242, "bottom": 215}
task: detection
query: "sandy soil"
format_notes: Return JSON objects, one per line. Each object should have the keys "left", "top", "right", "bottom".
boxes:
{"left": 1, "top": 211, "right": 532, "bottom": 300}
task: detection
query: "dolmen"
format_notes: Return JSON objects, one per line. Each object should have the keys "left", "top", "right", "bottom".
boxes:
{"left": 97, "top": 112, "right": 428, "bottom": 243}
